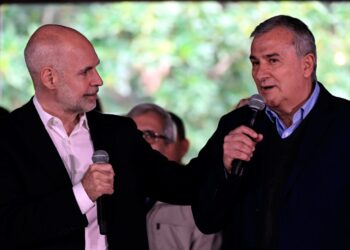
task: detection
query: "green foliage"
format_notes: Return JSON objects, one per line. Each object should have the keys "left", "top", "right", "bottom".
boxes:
{"left": 1, "top": 2, "right": 350, "bottom": 162}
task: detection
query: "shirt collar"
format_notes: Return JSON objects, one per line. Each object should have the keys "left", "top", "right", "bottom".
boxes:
{"left": 265, "top": 82, "right": 320, "bottom": 135}
{"left": 33, "top": 96, "right": 89, "bottom": 131}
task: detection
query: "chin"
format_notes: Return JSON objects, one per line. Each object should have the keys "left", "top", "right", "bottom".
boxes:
{"left": 265, "top": 99, "right": 277, "bottom": 109}
{"left": 83, "top": 101, "right": 97, "bottom": 112}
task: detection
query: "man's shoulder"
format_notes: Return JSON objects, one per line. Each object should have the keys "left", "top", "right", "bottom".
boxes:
{"left": 86, "top": 111, "right": 138, "bottom": 132}
{"left": 316, "top": 86, "right": 350, "bottom": 128}
{"left": 319, "top": 82, "right": 350, "bottom": 109}
{"left": 219, "top": 105, "right": 255, "bottom": 126}
{"left": 0, "top": 101, "right": 33, "bottom": 130}
{"left": 322, "top": 90, "right": 350, "bottom": 116}
{"left": 87, "top": 111, "right": 133, "bottom": 124}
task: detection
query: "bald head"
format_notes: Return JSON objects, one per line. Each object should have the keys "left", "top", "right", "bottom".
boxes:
{"left": 23, "top": 24, "right": 102, "bottom": 121}
{"left": 24, "top": 24, "right": 92, "bottom": 88}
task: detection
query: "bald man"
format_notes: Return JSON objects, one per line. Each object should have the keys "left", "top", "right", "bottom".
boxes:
{"left": 0, "top": 24, "right": 239, "bottom": 250}
{"left": 0, "top": 24, "right": 189, "bottom": 250}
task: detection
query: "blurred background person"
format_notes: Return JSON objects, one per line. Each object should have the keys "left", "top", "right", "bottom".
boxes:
{"left": 127, "top": 103, "right": 178, "bottom": 213}
{"left": 127, "top": 103, "right": 222, "bottom": 250}
{"left": 127, "top": 103, "right": 176, "bottom": 156}
{"left": 164, "top": 112, "right": 190, "bottom": 164}
{"left": 234, "top": 98, "right": 249, "bottom": 110}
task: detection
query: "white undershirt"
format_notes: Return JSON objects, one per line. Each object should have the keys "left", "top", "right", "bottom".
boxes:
{"left": 33, "top": 96, "right": 107, "bottom": 250}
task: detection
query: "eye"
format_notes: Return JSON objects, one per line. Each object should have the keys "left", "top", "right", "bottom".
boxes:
{"left": 269, "top": 58, "right": 279, "bottom": 64}
{"left": 79, "top": 66, "right": 93, "bottom": 76}
{"left": 143, "top": 130, "right": 156, "bottom": 139}
{"left": 84, "top": 68, "right": 92, "bottom": 75}
{"left": 250, "top": 60, "right": 259, "bottom": 66}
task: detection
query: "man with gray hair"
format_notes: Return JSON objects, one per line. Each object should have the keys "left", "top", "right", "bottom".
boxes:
{"left": 127, "top": 103, "right": 221, "bottom": 250}
{"left": 192, "top": 15, "right": 350, "bottom": 250}
{"left": 127, "top": 103, "right": 177, "bottom": 156}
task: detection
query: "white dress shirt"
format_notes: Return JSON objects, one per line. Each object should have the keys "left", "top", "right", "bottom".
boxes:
{"left": 33, "top": 96, "right": 107, "bottom": 250}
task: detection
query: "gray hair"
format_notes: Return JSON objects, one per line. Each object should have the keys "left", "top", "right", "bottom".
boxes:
{"left": 127, "top": 103, "right": 177, "bottom": 143}
{"left": 250, "top": 15, "right": 317, "bottom": 82}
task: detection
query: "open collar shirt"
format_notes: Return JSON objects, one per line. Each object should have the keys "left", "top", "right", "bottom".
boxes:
{"left": 265, "top": 82, "right": 320, "bottom": 139}
{"left": 33, "top": 96, "right": 107, "bottom": 250}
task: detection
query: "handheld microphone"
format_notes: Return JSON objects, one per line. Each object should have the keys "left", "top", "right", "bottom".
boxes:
{"left": 232, "top": 94, "right": 265, "bottom": 176}
{"left": 92, "top": 150, "right": 110, "bottom": 235}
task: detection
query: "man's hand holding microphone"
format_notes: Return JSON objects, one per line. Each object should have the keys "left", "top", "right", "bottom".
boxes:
{"left": 223, "top": 94, "right": 265, "bottom": 176}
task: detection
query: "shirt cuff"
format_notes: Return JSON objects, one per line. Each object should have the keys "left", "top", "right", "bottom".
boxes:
{"left": 73, "top": 182, "right": 95, "bottom": 214}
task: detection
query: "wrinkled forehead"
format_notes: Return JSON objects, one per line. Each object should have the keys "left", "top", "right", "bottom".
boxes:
{"left": 252, "top": 26, "right": 294, "bottom": 45}
{"left": 133, "top": 112, "right": 166, "bottom": 132}
{"left": 251, "top": 27, "right": 295, "bottom": 54}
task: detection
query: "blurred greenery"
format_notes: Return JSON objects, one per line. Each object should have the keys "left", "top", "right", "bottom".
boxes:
{"left": 0, "top": 1, "right": 349, "bottom": 162}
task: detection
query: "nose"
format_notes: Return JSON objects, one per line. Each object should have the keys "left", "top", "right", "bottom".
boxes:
{"left": 144, "top": 137, "right": 156, "bottom": 146}
{"left": 253, "top": 62, "right": 269, "bottom": 83}
{"left": 92, "top": 69, "right": 103, "bottom": 86}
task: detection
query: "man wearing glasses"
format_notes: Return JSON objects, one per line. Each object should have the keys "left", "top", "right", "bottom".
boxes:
{"left": 127, "top": 103, "right": 176, "bottom": 156}
{"left": 127, "top": 103, "right": 221, "bottom": 250}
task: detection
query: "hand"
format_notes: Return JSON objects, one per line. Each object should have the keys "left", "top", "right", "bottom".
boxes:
{"left": 223, "top": 125, "right": 263, "bottom": 174}
{"left": 81, "top": 163, "right": 115, "bottom": 202}
{"left": 234, "top": 98, "right": 249, "bottom": 109}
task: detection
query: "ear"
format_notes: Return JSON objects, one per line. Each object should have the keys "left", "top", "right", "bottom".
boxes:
{"left": 180, "top": 139, "right": 190, "bottom": 158}
{"left": 302, "top": 53, "right": 316, "bottom": 78}
{"left": 40, "top": 66, "right": 57, "bottom": 90}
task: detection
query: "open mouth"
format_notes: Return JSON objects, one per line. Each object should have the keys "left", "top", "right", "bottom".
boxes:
{"left": 261, "top": 85, "right": 274, "bottom": 91}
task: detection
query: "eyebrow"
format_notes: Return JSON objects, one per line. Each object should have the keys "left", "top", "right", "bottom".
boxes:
{"left": 265, "top": 53, "right": 280, "bottom": 58}
{"left": 249, "top": 55, "right": 256, "bottom": 61}
{"left": 249, "top": 53, "right": 280, "bottom": 61}
{"left": 78, "top": 66, "right": 93, "bottom": 74}
{"left": 78, "top": 59, "right": 100, "bottom": 74}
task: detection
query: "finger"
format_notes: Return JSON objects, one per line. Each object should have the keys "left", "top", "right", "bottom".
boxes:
{"left": 224, "top": 138, "right": 255, "bottom": 156}
{"left": 91, "top": 176, "right": 115, "bottom": 195}
{"left": 223, "top": 132, "right": 259, "bottom": 164}
{"left": 224, "top": 133, "right": 257, "bottom": 151}
{"left": 91, "top": 163, "right": 114, "bottom": 173}
{"left": 255, "top": 133, "right": 264, "bottom": 142}
{"left": 83, "top": 166, "right": 114, "bottom": 188}
{"left": 226, "top": 126, "right": 260, "bottom": 142}
{"left": 91, "top": 171, "right": 115, "bottom": 186}
{"left": 224, "top": 145, "right": 253, "bottom": 163}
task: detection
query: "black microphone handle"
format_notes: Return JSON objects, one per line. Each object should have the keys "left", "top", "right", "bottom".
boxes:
{"left": 97, "top": 196, "right": 107, "bottom": 235}
{"left": 249, "top": 109, "right": 259, "bottom": 127}
{"left": 232, "top": 159, "right": 244, "bottom": 177}
{"left": 92, "top": 150, "right": 109, "bottom": 235}
{"left": 231, "top": 109, "right": 259, "bottom": 177}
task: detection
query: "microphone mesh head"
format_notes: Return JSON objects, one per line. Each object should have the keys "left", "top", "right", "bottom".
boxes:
{"left": 92, "top": 150, "right": 109, "bottom": 163}
{"left": 248, "top": 94, "right": 265, "bottom": 111}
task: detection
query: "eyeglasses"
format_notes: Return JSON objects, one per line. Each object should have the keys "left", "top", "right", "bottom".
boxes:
{"left": 142, "top": 130, "right": 169, "bottom": 144}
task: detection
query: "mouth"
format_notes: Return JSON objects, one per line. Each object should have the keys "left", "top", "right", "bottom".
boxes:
{"left": 84, "top": 93, "right": 98, "bottom": 101}
{"left": 85, "top": 89, "right": 99, "bottom": 97}
{"left": 260, "top": 85, "right": 275, "bottom": 91}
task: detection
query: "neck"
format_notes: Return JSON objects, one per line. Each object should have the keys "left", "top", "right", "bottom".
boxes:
{"left": 61, "top": 114, "right": 81, "bottom": 136}
{"left": 49, "top": 109, "right": 81, "bottom": 136}
{"left": 275, "top": 82, "right": 315, "bottom": 128}
{"left": 278, "top": 112, "right": 294, "bottom": 128}
{"left": 37, "top": 98, "right": 81, "bottom": 136}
